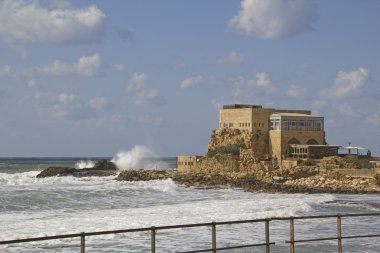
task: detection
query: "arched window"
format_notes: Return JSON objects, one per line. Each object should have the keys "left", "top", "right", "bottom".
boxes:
{"left": 288, "top": 138, "right": 301, "bottom": 144}
{"left": 307, "top": 138, "right": 319, "bottom": 145}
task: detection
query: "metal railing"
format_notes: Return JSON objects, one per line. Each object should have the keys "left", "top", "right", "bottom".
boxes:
{"left": 1, "top": 213, "right": 380, "bottom": 252}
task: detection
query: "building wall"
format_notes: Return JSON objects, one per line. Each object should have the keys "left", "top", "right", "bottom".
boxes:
{"left": 177, "top": 156, "right": 201, "bottom": 172}
{"left": 269, "top": 130, "right": 282, "bottom": 161}
{"left": 219, "top": 108, "right": 253, "bottom": 130}
{"left": 269, "top": 130, "right": 325, "bottom": 162}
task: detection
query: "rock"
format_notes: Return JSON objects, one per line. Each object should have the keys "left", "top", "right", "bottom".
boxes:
{"left": 37, "top": 160, "right": 118, "bottom": 178}
{"left": 116, "top": 169, "right": 173, "bottom": 181}
{"left": 36, "top": 167, "right": 77, "bottom": 178}
{"left": 90, "top": 160, "right": 117, "bottom": 170}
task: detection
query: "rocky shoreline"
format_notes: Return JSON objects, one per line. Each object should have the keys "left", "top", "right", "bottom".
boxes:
{"left": 37, "top": 163, "right": 380, "bottom": 194}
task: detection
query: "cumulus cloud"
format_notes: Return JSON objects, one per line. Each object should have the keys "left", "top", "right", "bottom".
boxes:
{"left": 368, "top": 111, "right": 380, "bottom": 126}
{"left": 0, "top": 65, "right": 12, "bottom": 77}
{"left": 255, "top": 72, "right": 274, "bottom": 89}
{"left": 126, "top": 73, "right": 164, "bottom": 106}
{"left": 313, "top": 68, "right": 369, "bottom": 117}
{"left": 180, "top": 76, "right": 205, "bottom": 89}
{"left": 114, "top": 64, "right": 125, "bottom": 72}
{"left": 229, "top": 72, "right": 277, "bottom": 102}
{"left": 89, "top": 97, "right": 107, "bottom": 109}
{"left": 319, "top": 68, "right": 369, "bottom": 100}
{"left": 0, "top": 0, "right": 106, "bottom": 44}
{"left": 286, "top": 84, "right": 307, "bottom": 98}
{"left": 36, "top": 54, "right": 103, "bottom": 77}
{"left": 217, "top": 51, "right": 245, "bottom": 64}
{"left": 32, "top": 90, "right": 96, "bottom": 120}
{"left": 228, "top": 0, "right": 317, "bottom": 39}
{"left": 27, "top": 79, "right": 37, "bottom": 88}
{"left": 58, "top": 92, "right": 76, "bottom": 103}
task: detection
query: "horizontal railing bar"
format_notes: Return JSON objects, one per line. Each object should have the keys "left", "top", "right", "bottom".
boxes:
{"left": 177, "top": 242, "right": 276, "bottom": 253}
{"left": 341, "top": 233, "right": 380, "bottom": 240}
{"left": 0, "top": 233, "right": 84, "bottom": 245}
{"left": 285, "top": 233, "right": 380, "bottom": 244}
{"left": 286, "top": 236, "right": 340, "bottom": 244}
{"left": 272, "top": 212, "right": 380, "bottom": 221}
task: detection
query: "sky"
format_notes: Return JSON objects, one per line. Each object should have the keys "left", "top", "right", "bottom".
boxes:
{"left": 0, "top": 0, "right": 379, "bottom": 157}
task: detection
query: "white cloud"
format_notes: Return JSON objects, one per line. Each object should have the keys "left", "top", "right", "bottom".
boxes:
{"left": 256, "top": 72, "right": 270, "bottom": 87}
{"left": 32, "top": 90, "right": 96, "bottom": 120}
{"left": 286, "top": 84, "right": 307, "bottom": 98}
{"left": 27, "top": 79, "right": 37, "bottom": 88}
{"left": 33, "top": 90, "right": 55, "bottom": 107}
{"left": 0, "top": 65, "right": 11, "bottom": 77}
{"left": 338, "top": 103, "right": 359, "bottom": 117}
{"left": 180, "top": 76, "right": 205, "bottom": 89}
{"left": 319, "top": 68, "right": 369, "bottom": 100}
{"left": 222, "top": 72, "right": 277, "bottom": 104}
{"left": 114, "top": 64, "right": 125, "bottom": 72}
{"left": 368, "top": 111, "right": 380, "bottom": 126}
{"left": 313, "top": 68, "right": 369, "bottom": 118}
{"left": 255, "top": 72, "right": 276, "bottom": 92}
{"left": 126, "top": 73, "right": 164, "bottom": 106}
{"left": 37, "top": 54, "right": 103, "bottom": 77}
{"left": 39, "top": 60, "right": 72, "bottom": 76}
{"left": 0, "top": 0, "right": 106, "bottom": 44}
{"left": 228, "top": 0, "right": 317, "bottom": 39}
{"left": 58, "top": 92, "right": 76, "bottom": 103}
{"left": 217, "top": 51, "right": 245, "bottom": 64}
{"left": 74, "top": 54, "right": 103, "bottom": 77}
{"left": 89, "top": 97, "right": 107, "bottom": 109}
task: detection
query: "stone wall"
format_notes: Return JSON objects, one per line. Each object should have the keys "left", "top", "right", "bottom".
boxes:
{"left": 190, "top": 155, "right": 239, "bottom": 173}
{"left": 177, "top": 155, "right": 202, "bottom": 173}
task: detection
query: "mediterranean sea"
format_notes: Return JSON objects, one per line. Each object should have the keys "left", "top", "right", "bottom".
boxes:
{"left": 1, "top": 157, "right": 380, "bottom": 252}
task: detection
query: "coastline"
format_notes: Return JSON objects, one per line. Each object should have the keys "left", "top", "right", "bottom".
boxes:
{"left": 81, "top": 168, "right": 380, "bottom": 194}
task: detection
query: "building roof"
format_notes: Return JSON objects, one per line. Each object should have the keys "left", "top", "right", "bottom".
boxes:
{"left": 222, "top": 104, "right": 262, "bottom": 109}
{"left": 270, "top": 112, "right": 322, "bottom": 118}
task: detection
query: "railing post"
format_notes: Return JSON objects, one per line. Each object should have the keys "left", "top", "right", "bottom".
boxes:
{"left": 151, "top": 226, "right": 156, "bottom": 253}
{"left": 80, "top": 233, "right": 85, "bottom": 253}
{"left": 265, "top": 218, "right": 270, "bottom": 253}
{"left": 212, "top": 221, "right": 216, "bottom": 253}
{"left": 337, "top": 215, "right": 343, "bottom": 253}
{"left": 290, "top": 217, "right": 295, "bottom": 253}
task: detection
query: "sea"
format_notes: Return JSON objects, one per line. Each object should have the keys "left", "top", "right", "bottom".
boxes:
{"left": 1, "top": 156, "right": 380, "bottom": 253}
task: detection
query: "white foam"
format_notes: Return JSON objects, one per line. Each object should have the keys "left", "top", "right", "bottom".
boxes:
{"left": 75, "top": 160, "right": 95, "bottom": 169}
{"left": 111, "top": 145, "right": 166, "bottom": 170}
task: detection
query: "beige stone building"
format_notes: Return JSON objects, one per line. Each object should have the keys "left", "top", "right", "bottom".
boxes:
{"left": 178, "top": 104, "right": 339, "bottom": 171}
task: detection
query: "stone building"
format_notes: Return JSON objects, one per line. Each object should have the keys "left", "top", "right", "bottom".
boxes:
{"left": 178, "top": 104, "right": 339, "bottom": 171}
{"left": 219, "top": 104, "right": 338, "bottom": 162}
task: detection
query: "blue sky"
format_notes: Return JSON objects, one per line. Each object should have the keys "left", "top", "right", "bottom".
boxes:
{"left": 0, "top": 0, "right": 379, "bottom": 157}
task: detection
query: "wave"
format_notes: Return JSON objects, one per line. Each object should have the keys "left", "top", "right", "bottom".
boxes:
{"left": 111, "top": 145, "right": 168, "bottom": 170}
{"left": 75, "top": 160, "right": 95, "bottom": 169}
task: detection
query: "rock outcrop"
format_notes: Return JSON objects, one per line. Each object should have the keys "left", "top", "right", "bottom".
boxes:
{"left": 317, "top": 156, "right": 360, "bottom": 170}
{"left": 208, "top": 128, "right": 253, "bottom": 152}
{"left": 116, "top": 169, "right": 174, "bottom": 181}
{"left": 91, "top": 160, "right": 117, "bottom": 170}
{"left": 283, "top": 171, "right": 377, "bottom": 193}
{"left": 36, "top": 167, "right": 78, "bottom": 178}
{"left": 36, "top": 160, "right": 118, "bottom": 178}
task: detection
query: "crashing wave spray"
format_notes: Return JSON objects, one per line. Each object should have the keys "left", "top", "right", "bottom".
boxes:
{"left": 111, "top": 145, "right": 161, "bottom": 170}
{"left": 75, "top": 160, "right": 95, "bottom": 169}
